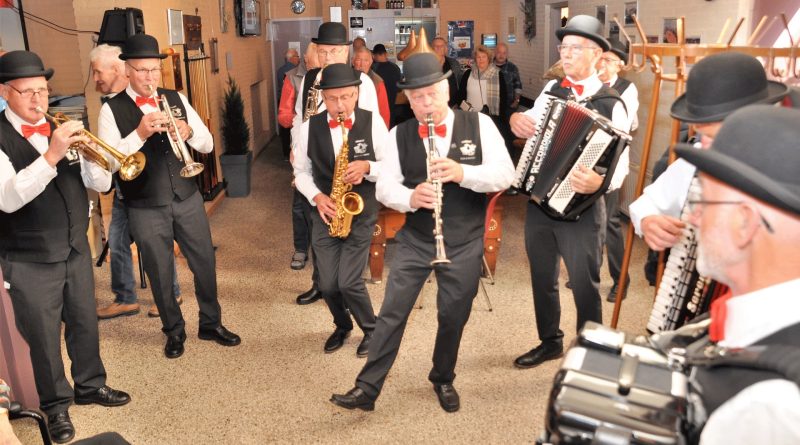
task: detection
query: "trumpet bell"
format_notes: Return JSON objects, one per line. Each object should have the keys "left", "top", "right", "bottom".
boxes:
{"left": 119, "top": 152, "right": 147, "bottom": 181}
{"left": 180, "top": 162, "right": 205, "bottom": 178}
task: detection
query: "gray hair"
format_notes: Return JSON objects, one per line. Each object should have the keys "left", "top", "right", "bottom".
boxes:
{"left": 89, "top": 44, "right": 124, "bottom": 68}
{"left": 285, "top": 48, "right": 299, "bottom": 60}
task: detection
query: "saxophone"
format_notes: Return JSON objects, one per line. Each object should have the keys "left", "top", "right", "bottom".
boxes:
{"left": 328, "top": 114, "right": 365, "bottom": 238}
{"left": 426, "top": 113, "right": 451, "bottom": 265}
{"left": 303, "top": 69, "right": 324, "bottom": 122}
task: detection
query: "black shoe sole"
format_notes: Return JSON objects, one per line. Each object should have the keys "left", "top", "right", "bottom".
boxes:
{"left": 198, "top": 333, "right": 241, "bottom": 347}
{"left": 97, "top": 308, "right": 140, "bottom": 320}
{"left": 165, "top": 350, "right": 184, "bottom": 359}
{"left": 50, "top": 430, "right": 75, "bottom": 444}
{"left": 330, "top": 397, "right": 375, "bottom": 411}
{"left": 290, "top": 262, "right": 306, "bottom": 270}
{"left": 513, "top": 352, "right": 564, "bottom": 369}
{"left": 74, "top": 395, "right": 130, "bottom": 407}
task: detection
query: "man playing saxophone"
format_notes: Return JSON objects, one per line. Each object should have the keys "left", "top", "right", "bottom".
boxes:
{"left": 331, "top": 53, "right": 514, "bottom": 413}
{"left": 293, "top": 63, "right": 385, "bottom": 356}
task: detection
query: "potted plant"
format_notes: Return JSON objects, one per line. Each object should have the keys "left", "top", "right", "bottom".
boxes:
{"left": 219, "top": 75, "right": 252, "bottom": 197}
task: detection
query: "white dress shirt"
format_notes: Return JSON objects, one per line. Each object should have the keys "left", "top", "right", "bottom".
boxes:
{"left": 0, "top": 108, "right": 111, "bottom": 213}
{"left": 293, "top": 110, "right": 386, "bottom": 205}
{"left": 606, "top": 74, "right": 639, "bottom": 132}
{"left": 699, "top": 279, "right": 800, "bottom": 444}
{"left": 377, "top": 109, "right": 515, "bottom": 213}
{"left": 523, "top": 73, "right": 630, "bottom": 191}
{"left": 97, "top": 85, "right": 213, "bottom": 172}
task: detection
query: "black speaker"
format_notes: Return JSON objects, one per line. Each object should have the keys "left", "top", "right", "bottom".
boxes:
{"left": 97, "top": 8, "right": 145, "bottom": 49}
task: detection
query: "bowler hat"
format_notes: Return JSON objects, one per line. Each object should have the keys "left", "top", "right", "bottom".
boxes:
{"left": 555, "top": 15, "right": 610, "bottom": 52}
{"left": 671, "top": 52, "right": 788, "bottom": 123}
{"left": 119, "top": 34, "right": 167, "bottom": 60}
{"left": 397, "top": 53, "right": 451, "bottom": 90}
{"left": 676, "top": 105, "right": 800, "bottom": 215}
{"left": 0, "top": 51, "right": 54, "bottom": 82}
{"left": 608, "top": 39, "right": 628, "bottom": 61}
{"left": 318, "top": 63, "right": 362, "bottom": 90}
{"left": 312, "top": 22, "right": 351, "bottom": 46}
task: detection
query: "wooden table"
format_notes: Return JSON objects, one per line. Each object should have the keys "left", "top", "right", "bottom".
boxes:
{"left": 368, "top": 202, "right": 505, "bottom": 283}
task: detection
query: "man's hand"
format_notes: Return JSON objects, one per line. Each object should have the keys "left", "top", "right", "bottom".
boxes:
{"left": 313, "top": 193, "right": 337, "bottom": 224}
{"left": 169, "top": 118, "right": 192, "bottom": 142}
{"left": 510, "top": 112, "right": 537, "bottom": 139}
{"left": 570, "top": 164, "right": 604, "bottom": 194}
{"left": 641, "top": 215, "right": 686, "bottom": 251}
{"left": 44, "top": 120, "right": 89, "bottom": 167}
{"left": 410, "top": 182, "right": 438, "bottom": 210}
{"left": 135, "top": 111, "right": 168, "bottom": 140}
{"left": 344, "top": 160, "right": 370, "bottom": 185}
{"left": 430, "top": 158, "right": 463, "bottom": 184}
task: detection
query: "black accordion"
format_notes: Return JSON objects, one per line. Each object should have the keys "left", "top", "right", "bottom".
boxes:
{"left": 512, "top": 96, "right": 630, "bottom": 220}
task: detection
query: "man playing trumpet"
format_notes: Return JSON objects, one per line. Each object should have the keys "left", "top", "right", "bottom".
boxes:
{"left": 0, "top": 50, "right": 129, "bottom": 444}
{"left": 331, "top": 53, "right": 514, "bottom": 413}
{"left": 293, "top": 63, "right": 385, "bottom": 356}
{"left": 98, "top": 34, "right": 240, "bottom": 359}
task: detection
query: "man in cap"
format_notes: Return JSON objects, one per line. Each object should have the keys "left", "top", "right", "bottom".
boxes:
{"left": 509, "top": 15, "right": 630, "bottom": 370}
{"left": 629, "top": 52, "right": 789, "bottom": 253}
{"left": 98, "top": 34, "right": 240, "bottom": 359}
{"left": 330, "top": 52, "right": 514, "bottom": 413}
{"left": 0, "top": 50, "right": 129, "bottom": 443}
{"left": 293, "top": 63, "right": 386, "bottom": 356}
{"left": 674, "top": 105, "right": 800, "bottom": 443}
{"left": 371, "top": 43, "right": 402, "bottom": 126}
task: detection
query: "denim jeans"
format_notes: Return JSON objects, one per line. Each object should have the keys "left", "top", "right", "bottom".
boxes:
{"left": 109, "top": 193, "right": 181, "bottom": 304}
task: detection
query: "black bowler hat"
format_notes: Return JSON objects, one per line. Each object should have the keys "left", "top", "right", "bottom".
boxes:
{"left": 119, "top": 34, "right": 167, "bottom": 60}
{"left": 397, "top": 53, "right": 451, "bottom": 90}
{"left": 312, "top": 22, "right": 351, "bottom": 46}
{"left": 0, "top": 51, "right": 54, "bottom": 82}
{"left": 671, "top": 52, "right": 788, "bottom": 123}
{"left": 318, "top": 63, "right": 362, "bottom": 90}
{"left": 556, "top": 15, "right": 610, "bottom": 52}
{"left": 607, "top": 39, "right": 628, "bottom": 61}
{"left": 676, "top": 106, "right": 800, "bottom": 215}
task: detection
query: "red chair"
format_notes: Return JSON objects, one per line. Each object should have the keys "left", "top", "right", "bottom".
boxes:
{"left": 477, "top": 191, "right": 505, "bottom": 311}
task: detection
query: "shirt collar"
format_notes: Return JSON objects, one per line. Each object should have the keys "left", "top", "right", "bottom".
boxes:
{"left": 4, "top": 107, "right": 47, "bottom": 137}
{"left": 720, "top": 278, "right": 800, "bottom": 348}
{"left": 327, "top": 111, "right": 357, "bottom": 127}
{"left": 606, "top": 74, "right": 619, "bottom": 86}
{"left": 564, "top": 72, "right": 602, "bottom": 99}
{"left": 125, "top": 84, "right": 155, "bottom": 102}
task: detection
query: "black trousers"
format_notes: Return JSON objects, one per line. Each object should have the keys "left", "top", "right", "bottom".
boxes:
{"left": 524, "top": 201, "right": 605, "bottom": 346}
{"left": 1, "top": 249, "right": 106, "bottom": 415}
{"left": 310, "top": 210, "right": 376, "bottom": 333}
{"left": 279, "top": 126, "right": 292, "bottom": 159}
{"left": 293, "top": 189, "right": 320, "bottom": 285}
{"left": 602, "top": 189, "right": 628, "bottom": 285}
{"left": 356, "top": 230, "right": 482, "bottom": 400}
{"left": 128, "top": 192, "right": 221, "bottom": 336}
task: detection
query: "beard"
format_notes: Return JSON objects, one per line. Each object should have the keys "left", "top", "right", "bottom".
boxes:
{"left": 695, "top": 229, "right": 744, "bottom": 286}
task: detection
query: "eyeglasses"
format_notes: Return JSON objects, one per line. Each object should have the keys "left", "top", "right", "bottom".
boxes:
{"left": 317, "top": 47, "right": 346, "bottom": 58}
{"left": 687, "top": 200, "right": 775, "bottom": 234}
{"left": 4, "top": 83, "right": 51, "bottom": 99}
{"left": 600, "top": 56, "right": 622, "bottom": 64}
{"left": 322, "top": 91, "right": 357, "bottom": 104}
{"left": 126, "top": 63, "right": 162, "bottom": 75}
{"left": 557, "top": 44, "right": 600, "bottom": 54}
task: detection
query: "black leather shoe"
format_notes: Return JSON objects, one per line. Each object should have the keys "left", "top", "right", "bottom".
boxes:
{"left": 433, "top": 384, "right": 460, "bottom": 413}
{"left": 606, "top": 283, "right": 628, "bottom": 303}
{"left": 75, "top": 385, "right": 131, "bottom": 407}
{"left": 324, "top": 328, "right": 351, "bottom": 353}
{"left": 356, "top": 332, "right": 373, "bottom": 358}
{"left": 165, "top": 332, "right": 186, "bottom": 359}
{"left": 296, "top": 287, "right": 322, "bottom": 305}
{"left": 48, "top": 411, "right": 75, "bottom": 444}
{"left": 514, "top": 343, "right": 564, "bottom": 369}
{"left": 330, "top": 387, "right": 375, "bottom": 411}
{"left": 198, "top": 325, "right": 241, "bottom": 346}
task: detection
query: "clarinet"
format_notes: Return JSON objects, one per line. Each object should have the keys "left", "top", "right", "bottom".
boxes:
{"left": 425, "top": 113, "right": 451, "bottom": 266}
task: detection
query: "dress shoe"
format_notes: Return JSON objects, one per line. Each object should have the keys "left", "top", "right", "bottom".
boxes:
{"left": 47, "top": 411, "right": 75, "bottom": 444}
{"left": 324, "top": 328, "right": 351, "bottom": 353}
{"left": 290, "top": 251, "right": 307, "bottom": 270}
{"left": 97, "top": 302, "right": 140, "bottom": 319}
{"left": 75, "top": 385, "right": 131, "bottom": 407}
{"left": 198, "top": 325, "right": 241, "bottom": 346}
{"left": 330, "top": 387, "right": 375, "bottom": 411}
{"left": 504, "top": 188, "right": 519, "bottom": 196}
{"left": 164, "top": 332, "right": 186, "bottom": 358}
{"left": 148, "top": 294, "right": 183, "bottom": 318}
{"left": 514, "top": 343, "right": 564, "bottom": 369}
{"left": 296, "top": 287, "right": 322, "bottom": 305}
{"left": 606, "top": 283, "right": 628, "bottom": 303}
{"left": 356, "top": 332, "right": 373, "bottom": 358}
{"left": 433, "top": 384, "right": 460, "bottom": 413}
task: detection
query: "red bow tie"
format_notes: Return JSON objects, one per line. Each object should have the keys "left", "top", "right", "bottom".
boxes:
{"left": 21, "top": 123, "right": 51, "bottom": 138}
{"left": 329, "top": 118, "right": 353, "bottom": 130}
{"left": 135, "top": 96, "right": 157, "bottom": 108}
{"left": 560, "top": 78, "right": 584, "bottom": 96}
{"left": 418, "top": 123, "right": 447, "bottom": 139}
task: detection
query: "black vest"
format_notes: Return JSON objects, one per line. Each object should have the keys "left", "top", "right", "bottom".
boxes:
{"left": 301, "top": 68, "right": 322, "bottom": 119}
{"left": 0, "top": 114, "right": 90, "bottom": 263}
{"left": 611, "top": 77, "right": 632, "bottom": 96}
{"left": 549, "top": 79, "right": 620, "bottom": 119}
{"left": 396, "top": 110, "right": 487, "bottom": 246}
{"left": 106, "top": 89, "right": 197, "bottom": 207}
{"left": 308, "top": 108, "right": 378, "bottom": 216}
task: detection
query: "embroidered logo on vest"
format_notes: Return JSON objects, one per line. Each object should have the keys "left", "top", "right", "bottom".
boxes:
{"left": 458, "top": 139, "right": 477, "bottom": 160}
{"left": 353, "top": 139, "right": 369, "bottom": 156}
{"left": 170, "top": 105, "right": 185, "bottom": 120}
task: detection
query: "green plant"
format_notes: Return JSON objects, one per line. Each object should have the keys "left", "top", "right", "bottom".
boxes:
{"left": 221, "top": 75, "right": 251, "bottom": 155}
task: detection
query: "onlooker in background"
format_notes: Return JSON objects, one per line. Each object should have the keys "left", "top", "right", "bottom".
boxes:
{"left": 372, "top": 44, "right": 402, "bottom": 126}
{"left": 456, "top": 46, "right": 507, "bottom": 136}
{"left": 493, "top": 42, "right": 522, "bottom": 161}
{"left": 432, "top": 36, "right": 463, "bottom": 107}
{"left": 276, "top": 48, "right": 300, "bottom": 161}
{"left": 0, "top": 49, "right": 6, "bottom": 112}
{"left": 352, "top": 47, "right": 391, "bottom": 128}
{"left": 352, "top": 36, "right": 367, "bottom": 53}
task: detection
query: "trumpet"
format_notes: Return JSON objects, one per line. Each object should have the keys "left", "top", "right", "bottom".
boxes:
{"left": 425, "top": 113, "right": 450, "bottom": 266}
{"left": 146, "top": 85, "right": 204, "bottom": 178}
{"left": 35, "top": 106, "right": 145, "bottom": 181}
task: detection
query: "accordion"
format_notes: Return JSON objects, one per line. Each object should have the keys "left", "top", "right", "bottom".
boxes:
{"left": 512, "top": 96, "right": 630, "bottom": 220}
